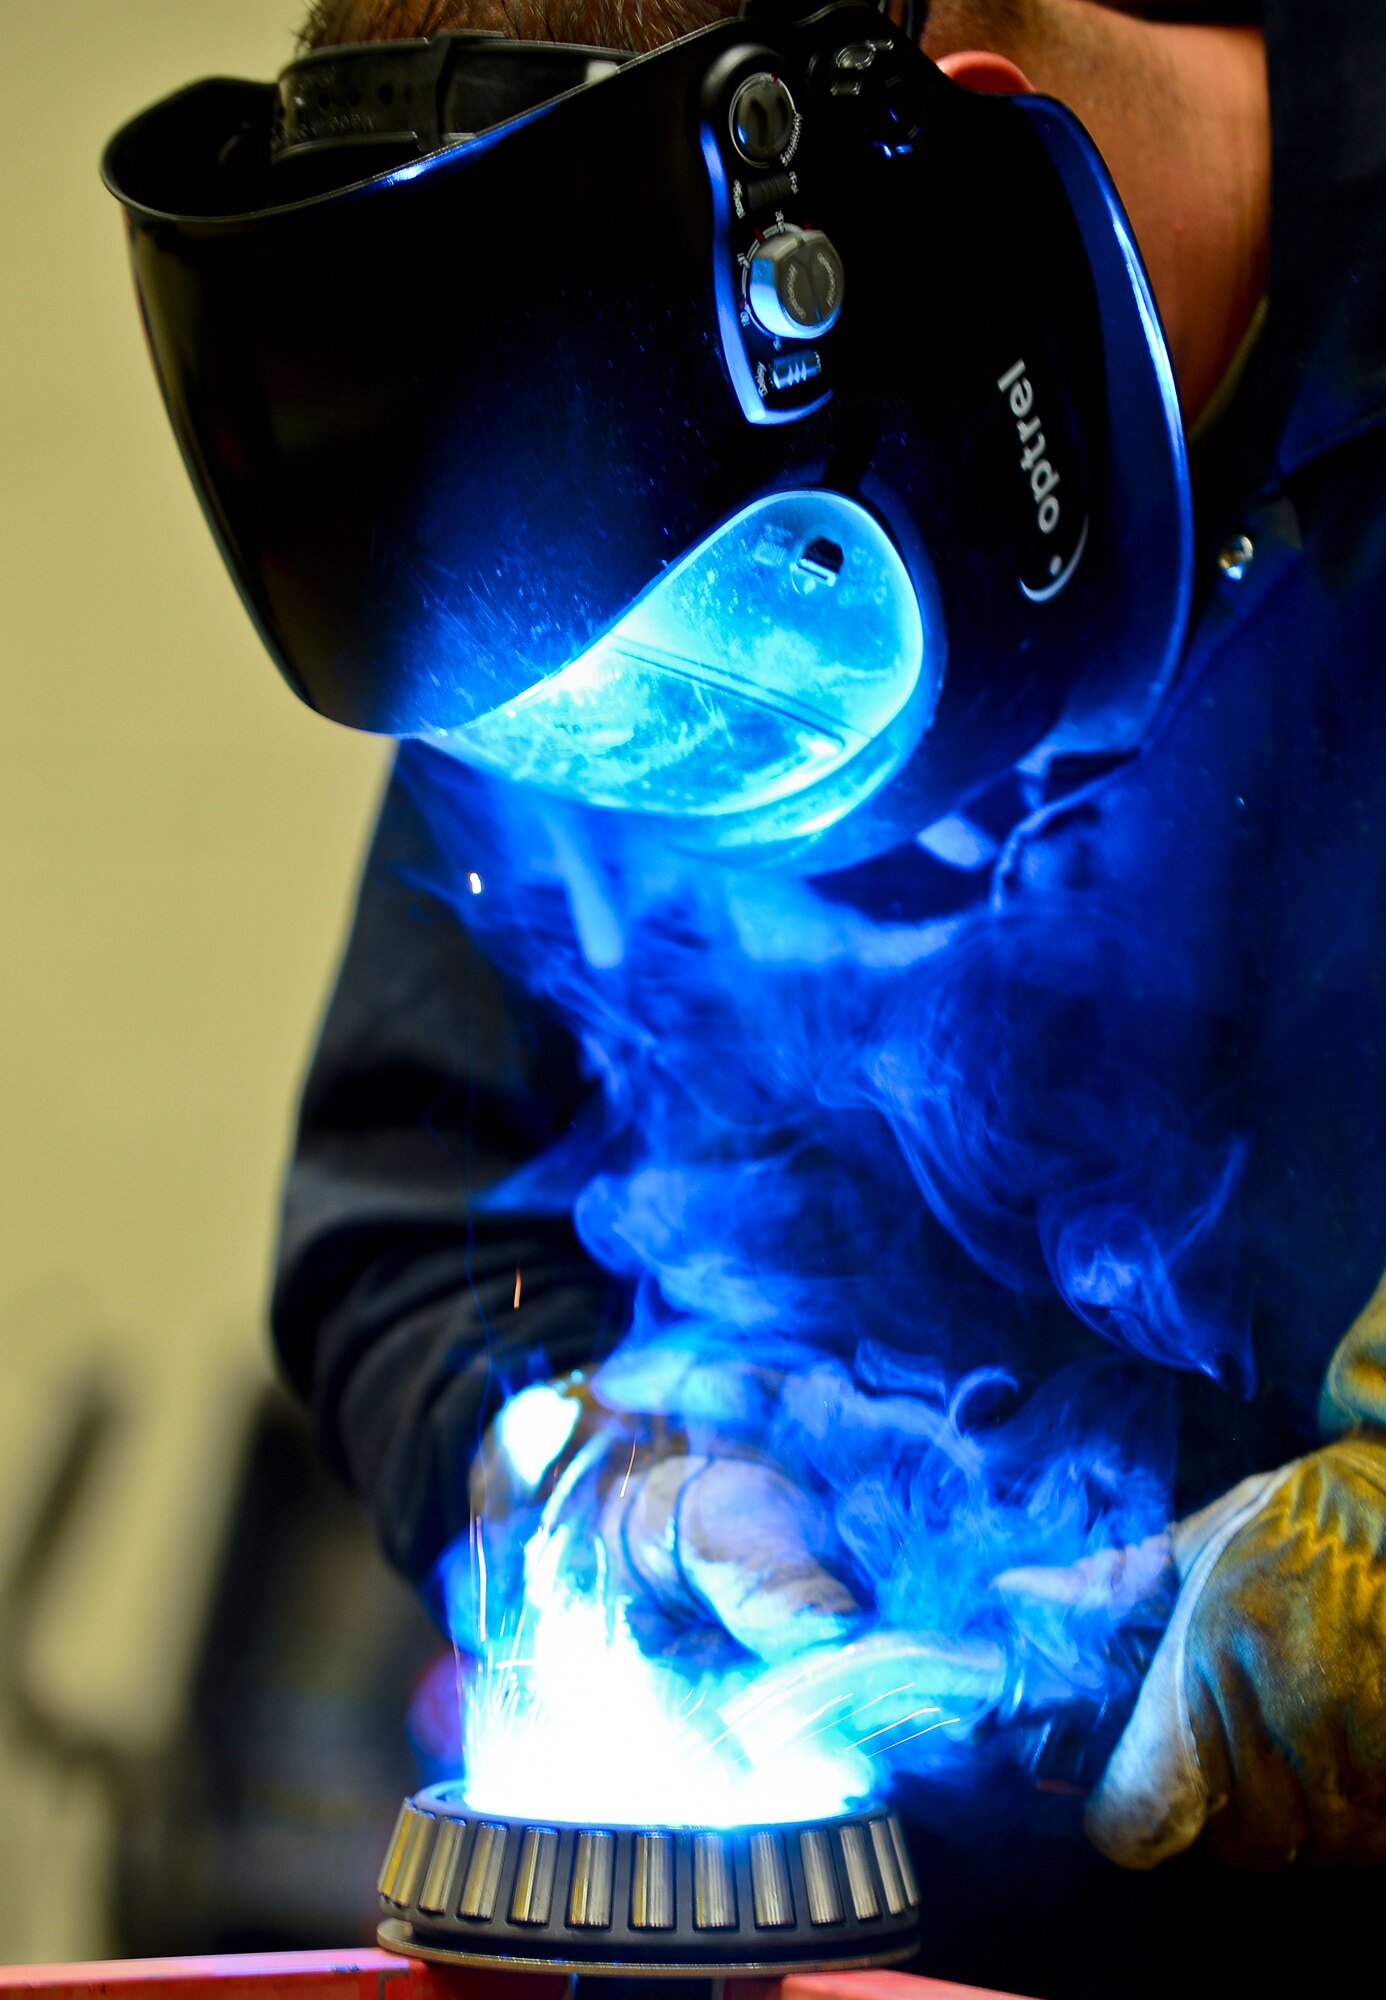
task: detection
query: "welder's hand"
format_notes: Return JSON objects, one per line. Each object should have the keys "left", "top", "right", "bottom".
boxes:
{"left": 471, "top": 1373, "right": 860, "bottom": 1664}
{"left": 1085, "top": 1435, "right": 1386, "bottom": 1869}
{"left": 599, "top": 1452, "right": 861, "bottom": 1664}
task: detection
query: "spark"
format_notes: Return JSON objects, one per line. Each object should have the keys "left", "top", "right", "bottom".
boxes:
{"left": 618, "top": 1435, "right": 639, "bottom": 1497}
{"left": 698, "top": 1689, "right": 854, "bottom": 1760}
{"left": 865, "top": 1712, "right": 963, "bottom": 1752}
{"left": 784, "top": 1708, "right": 878, "bottom": 1752}
{"left": 851, "top": 1702, "right": 943, "bottom": 1749}
{"left": 468, "top": 870, "right": 483, "bottom": 894}
{"left": 513, "top": 1267, "right": 522, "bottom": 1308}
{"left": 849, "top": 1680, "right": 918, "bottom": 1718}
{"left": 800, "top": 1695, "right": 860, "bottom": 1728}
{"left": 717, "top": 1660, "right": 822, "bottom": 1723}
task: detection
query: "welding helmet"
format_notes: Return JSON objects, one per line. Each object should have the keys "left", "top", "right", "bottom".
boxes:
{"left": 103, "top": 1, "right": 1190, "bottom": 865}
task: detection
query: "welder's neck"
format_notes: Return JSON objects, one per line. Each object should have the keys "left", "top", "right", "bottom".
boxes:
{"left": 1054, "top": 16, "right": 1272, "bottom": 430}
{"left": 921, "top": 4, "right": 1270, "bottom": 427}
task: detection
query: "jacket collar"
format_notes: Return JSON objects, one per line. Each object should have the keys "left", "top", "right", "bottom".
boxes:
{"left": 1217, "top": 0, "right": 1386, "bottom": 492}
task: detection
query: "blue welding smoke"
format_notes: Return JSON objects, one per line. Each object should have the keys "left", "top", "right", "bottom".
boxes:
{"left": 404, "top": 745, "right": 1250, "bottom": 1817}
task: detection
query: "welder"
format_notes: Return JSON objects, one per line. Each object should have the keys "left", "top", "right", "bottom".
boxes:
{"left": 104, "top": 0, "right": 1386, "bottom": 1989}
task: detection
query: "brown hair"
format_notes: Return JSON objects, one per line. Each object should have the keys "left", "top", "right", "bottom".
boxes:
{"left": 295, "top": 0, "right": 1087, "bottom": 61}
{"left": 297, "top": 0, "right": 739, "bottom": 53}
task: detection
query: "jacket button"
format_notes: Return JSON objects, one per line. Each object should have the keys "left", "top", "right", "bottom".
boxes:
{"left": 1217, "top": 532, "right": 1254, "bottom": 581}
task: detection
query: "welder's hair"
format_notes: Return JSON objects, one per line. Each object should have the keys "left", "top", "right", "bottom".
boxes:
{"left": 297, "top": 0, "right": 740, "bottom": 54}
{"left": 293, "top": 0, "right": 1081, "bottom": 58}
{"left": 920, "top": 0, "right": 1029, "bottom": 53}
{"left": 297, "top": 0, "right": 1258, "bottom": 58}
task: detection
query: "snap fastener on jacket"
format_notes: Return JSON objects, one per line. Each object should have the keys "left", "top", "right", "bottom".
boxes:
{"left": 1217, "top": 533, "right": 1255, "bottom": 581}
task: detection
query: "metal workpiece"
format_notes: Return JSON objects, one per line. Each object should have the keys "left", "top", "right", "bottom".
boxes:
{"left": 799, "top": 1828, "right": 844, "bottom": 1926}
{"left": 692, "top": 1835, "right": 737, "bottom": 1931}
{"left": 379, "top": 1805, "right": 437, "bottom": 1909}
{"left": 377, "top": 1804, "right": 417, "bottom": 1902}
{"left": 838, "top": 1825, "right": 880, "bottom": 1922}
{"left": 868, "top": 1819, "right": 911, "bottom": 1917}
{"left": 886, "top": 1815, "right": 920, "bottom": 1910}
{"left": 569, "top": 1833, "right": 616, "bottom": 1929}
{"left": 395, "top": 1814, "right": 436, "bottom": 1912}
{"left": 459, "top": 1823, "right": 508, "bottom": 1921}
{"left": 418, "top": 1818, "right": 465, "bottom": 1915}
{"left": 377, "top": 1786, "right": 920, "bottom": 1974}
{"left": 748, "top": 1832, "right": 794, "bottom": 1929}
{"left": 630, "top": 1833, "right": 675, "bottom": 1930}
{"left": 510, "top": 1827, "right": 559, "bottom": 1926}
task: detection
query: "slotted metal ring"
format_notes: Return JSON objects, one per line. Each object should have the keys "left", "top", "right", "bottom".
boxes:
{"left": 377, "top": 1785, "right": 921, "bottom": 1974}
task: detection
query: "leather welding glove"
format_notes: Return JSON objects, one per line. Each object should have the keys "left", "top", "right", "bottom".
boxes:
{"left": 473, "top": 1371, "right": 860, "bottom": 1664}
{"left": 1085, "top": 1270, "right": 1386, "bottom": 1870}
{"left": 598, "top": 1449, "right": 861, "bottom": 1664}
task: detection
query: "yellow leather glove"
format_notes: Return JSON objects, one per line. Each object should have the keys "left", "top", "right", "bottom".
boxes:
{"left": 1087, "top": 1269, "right": 1386, "bottom": 1869}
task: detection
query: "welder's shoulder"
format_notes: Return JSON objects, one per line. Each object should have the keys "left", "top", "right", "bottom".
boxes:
{"left": 306, "top": 744, "right": 588, "bottom": 1126}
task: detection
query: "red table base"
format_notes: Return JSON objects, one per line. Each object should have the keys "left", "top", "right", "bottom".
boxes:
{"left": 0, "top": 1950, "right": 1031, "bottom": 2000}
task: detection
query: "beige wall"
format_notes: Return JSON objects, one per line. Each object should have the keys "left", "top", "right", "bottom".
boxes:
{"left": 1, "top": 0, "right": 388, "bottom": 1958}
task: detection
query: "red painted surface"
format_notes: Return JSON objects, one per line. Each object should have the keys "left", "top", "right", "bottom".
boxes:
{"left": 0, "top": 1952, "right": 1031, "bottom": 2000}
{"left": 782, "top": 1973, "right": 1034, "bottom": 2000}
{"left": 0, "top": 1952, "right": 559, "bottom": 2000}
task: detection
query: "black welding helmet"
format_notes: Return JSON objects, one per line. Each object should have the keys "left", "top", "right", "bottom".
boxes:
{"left": 103, "top": 2, "right": 1191, "bottom": 864}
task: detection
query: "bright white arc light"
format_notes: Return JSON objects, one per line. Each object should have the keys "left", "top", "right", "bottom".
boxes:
{"left": 434, "top": 492, "right": 932, "bottom": 835}
{"left": 458, "top": 1523, "right": 873, "bottom": 1829}
{"left": 491, "top": 1382, "right": 582, "bottom": 1491}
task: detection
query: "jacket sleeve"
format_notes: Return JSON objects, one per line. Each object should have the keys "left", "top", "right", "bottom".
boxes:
{"left": 271, "top": 750, "right": 624, "bottom": 1593}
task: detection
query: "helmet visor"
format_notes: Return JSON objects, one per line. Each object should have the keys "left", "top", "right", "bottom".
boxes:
{"left": 429, "top": 491, "right": 937, "bottom": 839}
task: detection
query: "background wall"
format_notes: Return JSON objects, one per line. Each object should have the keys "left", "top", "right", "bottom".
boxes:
{"left": 1, "top": 0, "right": 388, "bottom": 1958}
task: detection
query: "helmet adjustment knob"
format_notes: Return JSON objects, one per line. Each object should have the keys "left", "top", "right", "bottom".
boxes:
{"left": 745, "top": 227, "right": 845, "bottom": 341}
{"left": 730, "top": 73, "right": 797, "bottom": 163}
